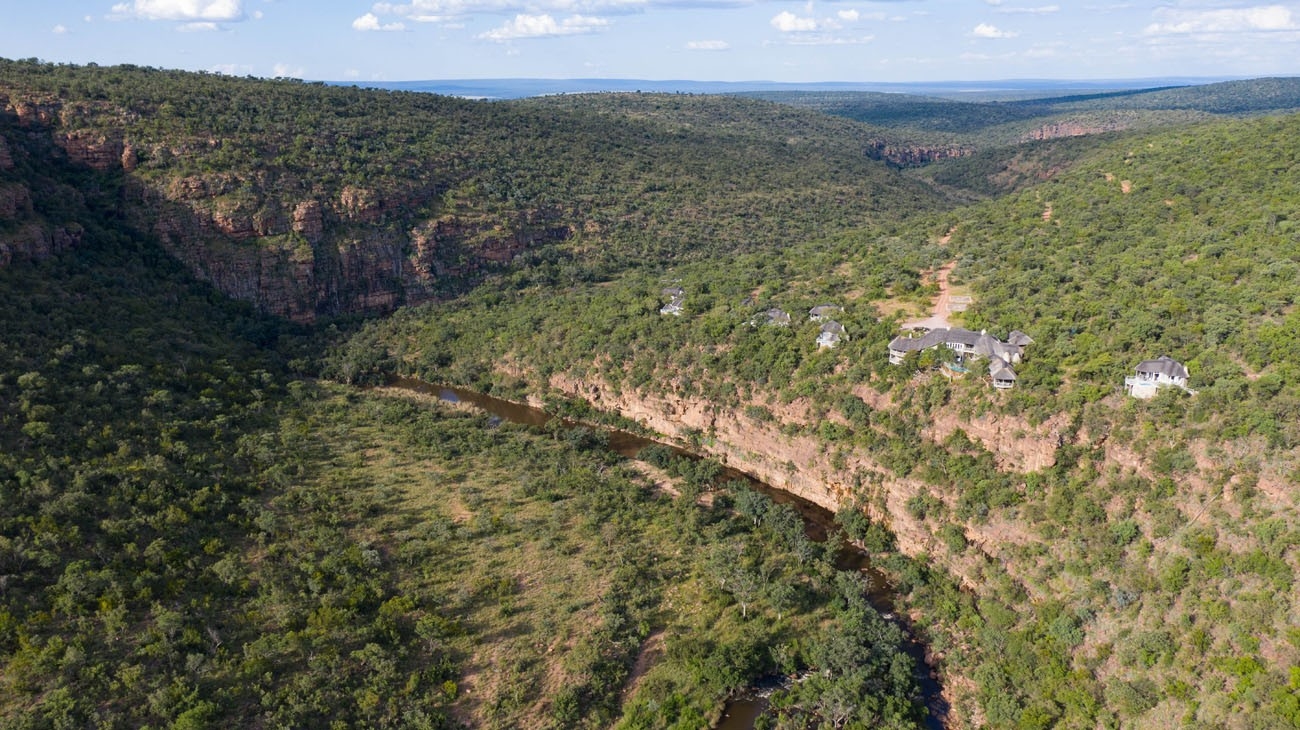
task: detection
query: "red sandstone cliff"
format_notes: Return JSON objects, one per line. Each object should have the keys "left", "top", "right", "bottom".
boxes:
{"left": 0, "top": 92, "right": 572, "bottom": 321}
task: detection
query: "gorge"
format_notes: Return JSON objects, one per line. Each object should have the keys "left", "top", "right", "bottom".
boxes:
{"left": 5, "top": 59, "right": 1300, "bottom": 728}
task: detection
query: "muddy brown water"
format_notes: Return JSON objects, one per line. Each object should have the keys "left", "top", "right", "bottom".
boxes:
{"left": 388, "top": 377, "right": 947, "bottom": 729}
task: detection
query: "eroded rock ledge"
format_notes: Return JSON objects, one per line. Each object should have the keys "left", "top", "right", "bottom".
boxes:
{"left": 0, "top": 92, "right": 573, "bottom": 321}
{"left": 540, "top": 373, "right": 1069, "bottom": 577}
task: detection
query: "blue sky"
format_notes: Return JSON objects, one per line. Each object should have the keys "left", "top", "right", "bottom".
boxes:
{"left": 3, "top": 1, "right": 1299, "bottom": 82}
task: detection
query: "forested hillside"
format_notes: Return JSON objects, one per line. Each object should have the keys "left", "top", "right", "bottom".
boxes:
{"left": 0, "top": 236, "right": 928, "bottom": 727}
{"left": 746, "top": 78, "right": 1300, "bottom": 202}
{"left": 1, "top": 61, "right": 931, "bottom": 728}
{"left": 346, "top": 108, "right": 1300, "bottom": 727}
{"left": 5, "top": 58, "right": 1300, "bottom": 729}
{"left": 951, "top": 113, "right": 1300, "bottom": 437}
{"left": 0, "top": 58, "right": 944, "bottom": 321}
{"left": 749, "top": 77, "right": 1300, "bottom": 147}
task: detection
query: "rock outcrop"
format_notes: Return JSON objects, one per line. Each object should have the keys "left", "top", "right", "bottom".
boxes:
{"left": 6, "top": 96, "right": 61, "bottom": 126}
{"left": 866, "top": 139, "right": 972, "bottom": 168}
{"left": 56, "top": 129, "right": 125, "bottom": 171}
{"left": 0, "top": 221, "right": 84, "bottom": 268}
{"left": 543, "top": 374, "right": 947, "bottom": 561}
{"left": 0, "top": 127, "right": 89, "bottom": 267}
{"left": 0, "top": 182, "right": 32, "bottom": 220}
{"left": 292, "top": 200, "right": 324, "bottom": 243}
{"left": 1019, "top": 119, "right": 1129, "bottom": 142}
{"left": 0, "top": 91, "right": 573, "bottom": 321}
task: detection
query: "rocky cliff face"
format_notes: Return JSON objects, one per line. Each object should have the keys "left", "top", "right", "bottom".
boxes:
{"left": 0, "top": 129, "right": 87, "bottom": 267}
{"left": 56, "top": 128, "right": 126, "bottom": 171}
{"left": 129, "top": 182, "right": 572, "bottom": 322}
{"left": 0, "top": 92, "right": 573, "bottom": 322}
{"left": 540, "top": 372, "right": 1073, "bottom": 587}
{"left": 1019, "top": 119, "right": 1129, "bottom": 142}
{"left": 0, "top": 219, "right": 85, "bottom": 268}
{"left": 866, "top": 139, "right": 972, "bottom": 168}
{"left": 536, "top": 369, "right": 1299, "bottom": 615}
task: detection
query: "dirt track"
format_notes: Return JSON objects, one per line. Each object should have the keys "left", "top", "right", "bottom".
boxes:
{"left": 902, "top": 261, "right": 956, "bottom": 330}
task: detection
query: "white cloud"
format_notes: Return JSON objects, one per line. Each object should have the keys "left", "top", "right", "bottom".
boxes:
{"left": 995, "top": 4, "right": 1058, "bottom": 14}
{"left": 1144, "top": 5, "right": 1298, "bottom": 35}
{"left": 53, "top": 24, "right": 68, "bottom": 34}
{"left": 780, "top": 33, "right": 872, "bottom": 45}
{"left": 771, "top": 10, "right": 818, "bottom": 31}
{"left": 273, "top": 63, "right": 305, "bottom": 78}
{"left": 353, "top": 12, "right": 406, "bottom": 30}
{"left": 478, "top": 13, "right": 609, "bottom": 40}
{"left": 686, "top": 39, "right": 729, "bottom": 50}
{"left": 972, "top": 22, "right": 1017, "bottom": 38}
{"left": 837, "top": 9, "right": 859, "bottom": 22}
{"left": 373, "top": 0, "right": 645, "bottom": 19}
{"left": 178, "top": 21, "right": 220, "bottom": 30}
{"left": 111, "top": 0, "right": 244, "bottom": 21}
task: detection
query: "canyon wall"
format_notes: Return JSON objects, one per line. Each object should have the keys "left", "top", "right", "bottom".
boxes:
{"left": 1019, "top": 118, "right": 1131, "bottom": 142}
{"left": 0, "top": 93, "right": 572, "bottom": 322}
{"left": 0, "top": 129, "right": 87, "bottom": 267}
{"left": 541, "top": 374, "right": 1072, "bottom": 581}
{"left": 866, "top": 139, "right": 973, "bottom": 168}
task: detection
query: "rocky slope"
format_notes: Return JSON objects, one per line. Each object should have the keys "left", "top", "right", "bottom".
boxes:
{"left": 866, "top": 139, "right": 973, "bottom": 168}
{"left": 0, "top": 128, "right": 86, "bottom": 267}
{"left": 0, "top": 91, "right": 572, "bottom": 322}
{"left": 540, "top": 372, "right": 1068, "bottom": 575}
{"left": 2, "top": 62, "right": 950, "bottom": 323}
{"left": 1018, "top": 118, "right": 1131, "bottom": 142}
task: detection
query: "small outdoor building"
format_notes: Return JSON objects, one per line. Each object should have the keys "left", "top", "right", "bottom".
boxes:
{"left": 1125, "top": 355, "right": 1191, "bottom": 398}
{"left": 809, "top": 304, "right": 842, "bottom": 322}
{"left": 817, "top": 320, "right": 847, "bottom": 349}
{"left": 760, "top": 308, "right": 791, "bottom": 327}
{"left": 659, "top": 286, "right": 685, "bottom": 316}
{"left": 989, "top": 357, "right": 1018, "bottom": 390}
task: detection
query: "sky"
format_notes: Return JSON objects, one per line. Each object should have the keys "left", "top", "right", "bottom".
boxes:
{"left": 3, "top": 1, "right": 1300, "bottom": 83}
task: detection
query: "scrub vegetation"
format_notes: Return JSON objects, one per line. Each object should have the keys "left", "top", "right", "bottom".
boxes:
{"left": 4, "top": 59, "right": 1300, "bottom": 728}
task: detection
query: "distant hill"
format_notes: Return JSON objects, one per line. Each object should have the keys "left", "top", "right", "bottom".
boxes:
{"left": 1016, "top": 76, "right": 1300, "bottom": 115}
{"left": 344, "top": 76, "right": 1242, "bottom": 101}
{"left": 744, "top": 77, "right": 1300, "bottom": 180}
{"left": 745, "top": 77, "right": 1300, "bottom": 137}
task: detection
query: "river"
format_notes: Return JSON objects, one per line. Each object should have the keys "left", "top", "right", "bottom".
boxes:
{"left": 387, "top": 377, "right": 947, "bottom": 729}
